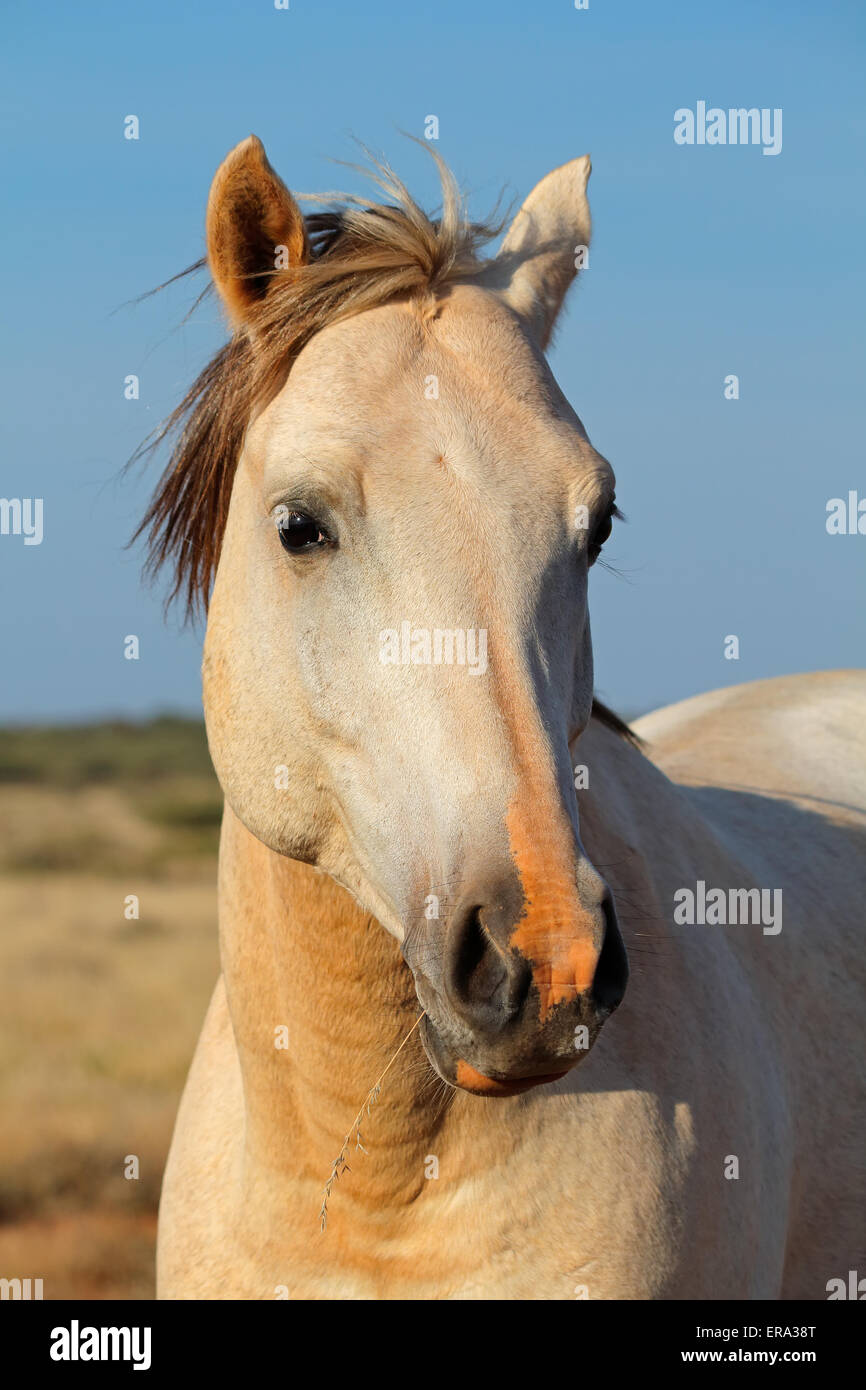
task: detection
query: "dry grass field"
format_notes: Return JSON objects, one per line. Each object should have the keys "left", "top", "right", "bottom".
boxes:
{"left": 0, "top": 720, "right": 221, "bottom": 1299}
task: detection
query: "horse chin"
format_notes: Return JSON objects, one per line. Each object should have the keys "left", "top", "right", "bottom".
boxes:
{"left": 419, "top": 1013, "right": 576, "bottom": 1098}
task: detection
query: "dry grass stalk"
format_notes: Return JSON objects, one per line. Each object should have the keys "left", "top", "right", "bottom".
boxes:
{"left": 319, "top": 1010, "right": 427, "bottom": 1232}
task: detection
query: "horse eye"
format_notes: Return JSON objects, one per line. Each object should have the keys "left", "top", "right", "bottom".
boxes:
{"left": 276, "top": 510, "right": 331, "bottom": 553}
{"left": 588, "top": 502, "right": 620, "bottom": 564}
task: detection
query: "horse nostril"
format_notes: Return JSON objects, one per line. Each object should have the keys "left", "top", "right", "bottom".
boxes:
{"left": 446, "top": 904, "right": 529, "bottom": 1027}
{"left": 591, "top": 893, "right": 629, "bottom": 1013}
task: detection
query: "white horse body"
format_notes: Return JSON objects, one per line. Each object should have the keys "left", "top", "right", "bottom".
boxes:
{"left": 147, "top": 138, "right": 863, "bottom": 1299}
{"left": 158, "top": 672, "right": 865, "bottom": 1299}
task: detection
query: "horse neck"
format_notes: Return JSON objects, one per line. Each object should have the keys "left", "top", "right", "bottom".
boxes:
{"left": 214, "top": 725, "right": 684, "bottom": 1213}
{"left": 217, "top": 804, "right": 446, "bottom": 1209}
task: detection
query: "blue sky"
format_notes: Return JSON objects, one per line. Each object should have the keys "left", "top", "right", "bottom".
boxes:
{"left": 1, "top": 0, "right": 863, "bottom": 721}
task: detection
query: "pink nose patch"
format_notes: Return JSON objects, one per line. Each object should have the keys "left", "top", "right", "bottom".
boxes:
{"left": 505, "top": 796, "right": 600, "bottom": 1019}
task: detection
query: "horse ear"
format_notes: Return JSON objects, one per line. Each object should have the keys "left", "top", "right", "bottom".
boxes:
{"left": 206, "top": 135, "right": 309, "bottom": 328}
{"left": 481, "top": 156, "right": 592, "bottom": 349}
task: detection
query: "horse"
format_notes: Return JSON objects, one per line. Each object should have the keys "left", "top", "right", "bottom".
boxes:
{"left": 145, "top": 136, "right": 866, "bottom": 1299}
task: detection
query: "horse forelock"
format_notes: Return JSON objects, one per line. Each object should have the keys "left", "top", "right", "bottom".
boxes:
{"left": 130, "top": 151, "right": 503, "bottom": 618}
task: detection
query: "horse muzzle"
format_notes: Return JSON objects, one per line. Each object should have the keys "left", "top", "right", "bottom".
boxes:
{"left": 408, "top": 887, "right": 628, "bottom": 1095}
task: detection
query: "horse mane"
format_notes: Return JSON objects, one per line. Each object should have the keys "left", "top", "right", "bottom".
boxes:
{"left": 590, "top": 699, "right": 642, "bottom": 748}
{"left": 131, "top": 150, "right": 500, "bottom": 617}
{"left": 132, "top": 149, "right": 639, "bottom": 748}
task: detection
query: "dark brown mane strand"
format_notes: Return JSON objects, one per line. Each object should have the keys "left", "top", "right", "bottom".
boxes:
{"left": 590, "top": 699, "right": 643, "bottom": 748}
{"left": 130, "top": 333, "right": 255, "bottom": 615}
